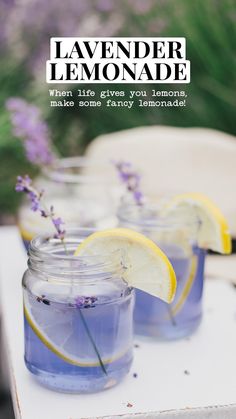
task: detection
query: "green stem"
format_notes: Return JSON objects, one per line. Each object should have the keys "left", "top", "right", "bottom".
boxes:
{"left": 39, "top": 195, "right": 107, "bottom": 374}
{"left": 167, "top": 306, "right": 176, "bottom": 326}
{"left": 78, "top": 308, "right": 107, "bottom": 375}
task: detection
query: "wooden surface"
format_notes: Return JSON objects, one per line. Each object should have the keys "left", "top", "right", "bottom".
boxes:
{"left": 0, "top": 226, "right": 236, "bottom": 419}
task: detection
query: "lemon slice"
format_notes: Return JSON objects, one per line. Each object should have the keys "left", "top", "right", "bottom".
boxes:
{"left": 24, "top": 291, "right": 130, "bottom": 367}
{"left": 74, "top": 228, "right": 177, "bottom": 303}
{"left": 166, "top": 193, "right": 231, "bottom": 254}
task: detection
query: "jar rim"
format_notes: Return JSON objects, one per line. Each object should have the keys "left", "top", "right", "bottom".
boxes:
{"left": 118, "top": 202, "right": 200, "bottom": 231}
{"left": 28, "top": 228, "right": 126, "bottom": 280}
{"left": 42, "top": 156, "right": 116, "bottom": 186}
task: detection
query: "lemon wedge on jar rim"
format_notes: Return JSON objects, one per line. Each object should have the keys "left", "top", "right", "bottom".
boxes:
{"left": 74, "top": 228, "right": 177, "bottom": 303}
{"left": 165, "top": 192, "right": 231, "bottom": 254}
{"left": 23, "top": 228, "right": 176, "bottom": 368}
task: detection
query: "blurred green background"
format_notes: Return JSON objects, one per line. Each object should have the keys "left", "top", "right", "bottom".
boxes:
{"left": 0, "top": 0, "right": 235, "bottom": 219}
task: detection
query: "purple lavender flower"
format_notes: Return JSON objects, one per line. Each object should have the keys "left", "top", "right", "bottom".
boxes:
{"left": 127, "top": 0, "right": 155, "bottom": 15}
{"left": 52, "top": 217, "right": 64, "bottom": 228}
{"left": 0, "top": 0, "right": 15, "bottom": 48}
{"left": 6, "top": 98, "right": 54, "bottom": 166}
{"left": 96, "top": 0, "right": 115, "bottom": 12}
{"left": 3, "top": 0, "right": 123, "bottom": 77}
{"left": 134, "top": 190, "right": 143, "bottom": 203}
{"left": 16, "top": 175, "right": 44, "bottom": 212}
{"left": 75, "top": 296, "right": 97, "bottom": 308}
{"left": 113, "top": 161, "right": 144, "bottom": 205}
{"left": 15, "top": 174, "right": 65, "bottom": 240}
{"left": 15, "top": 175, "right": 32, "bottom": 192}
{"left": 52, "top": 217, "right": 65, "bottom": 240}
{"left": 75, "top": 296, "right": 86, "bottom": 308}
{"left": 30, "top": 192, "right": 41, "bottom": 212}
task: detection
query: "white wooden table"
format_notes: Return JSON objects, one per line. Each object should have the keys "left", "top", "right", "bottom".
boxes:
{"left": 1, "top": 226, "right": 236, "bottom": 419}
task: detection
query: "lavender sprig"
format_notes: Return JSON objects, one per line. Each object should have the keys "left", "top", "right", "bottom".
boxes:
{"left": 113, "top": 162, "right": 177, "bottom": 326}
{"left": 6, "top": 98, "right": 54, "bottom": 166}
{"left": 113, "top": 160, "right": 144, "bottom": 205}
{"left": 16, "top": 175, "right": 107, "bottom": 375}
{"left": 16, "top": 175, "right": 65, "bottom": 240}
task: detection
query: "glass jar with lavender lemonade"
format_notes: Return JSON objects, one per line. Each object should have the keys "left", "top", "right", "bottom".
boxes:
{"left": 22, "top": 229, "right": 134, "bottom": 393}
{"left": 18, "top": 157, "right": 121, "bottom": 249}
{"left": 118, "top": 203, "right": 206, "bottom": 340}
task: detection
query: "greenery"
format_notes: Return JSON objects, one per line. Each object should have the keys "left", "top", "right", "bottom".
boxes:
{"left": 0, "top": 0, "right": 235, "bottom": 216}
{"left": 0, "top": 60, "right": 39, "bottom": 215}
{"left": 49, "top": 0, "right": 236, "bottom": 144}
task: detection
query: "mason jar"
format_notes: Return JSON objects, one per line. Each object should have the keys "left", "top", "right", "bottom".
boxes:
{"left": 118, "top": 203, "right": 206, "bottom": 340}
{"left": 22, "top": 229, "right": 134, "bottom": 393}
{"left": 18, "top": 157, "right": 121, "bottom": 249}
